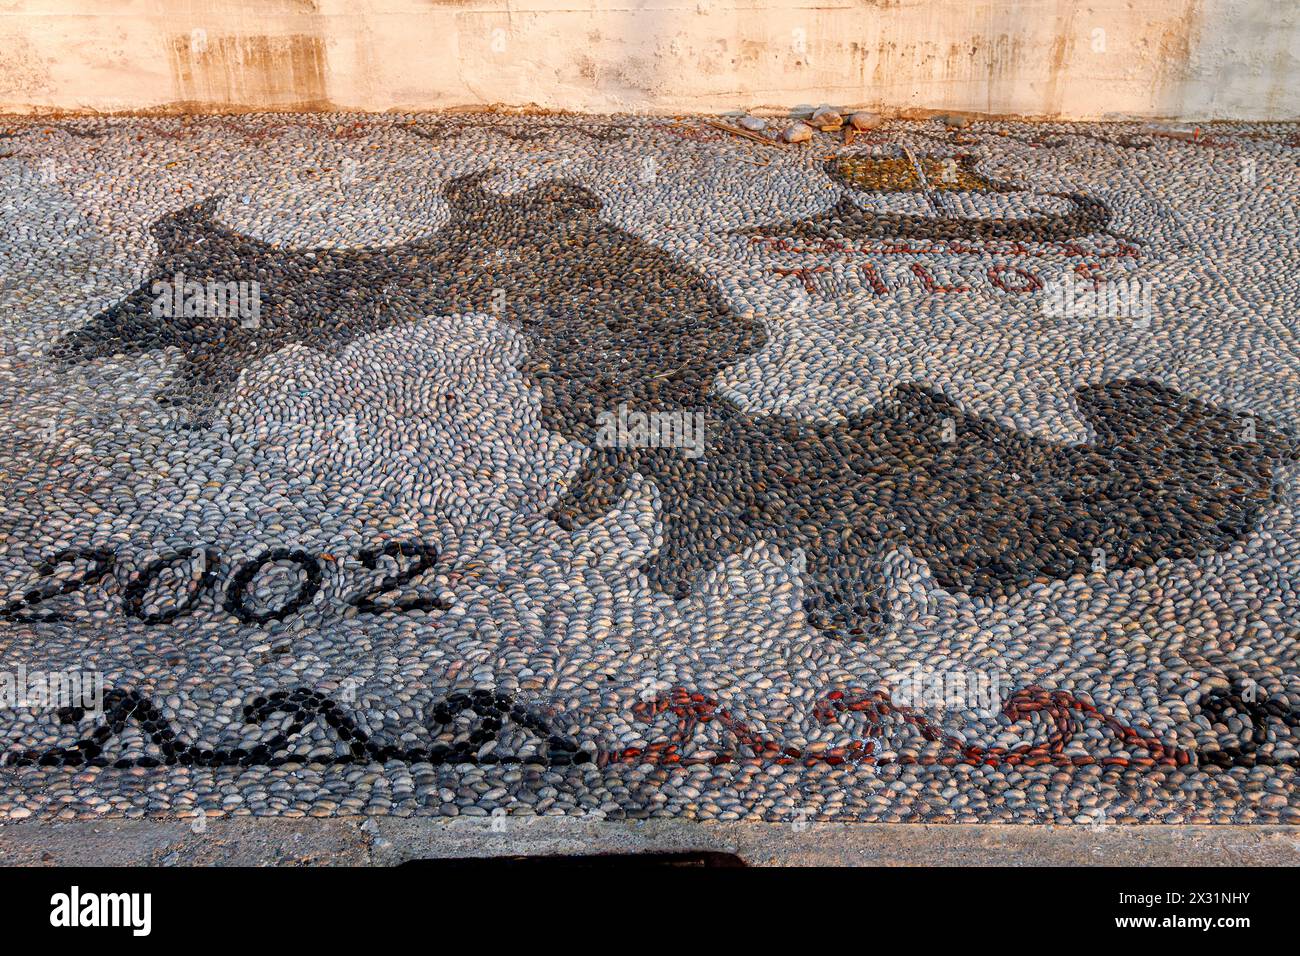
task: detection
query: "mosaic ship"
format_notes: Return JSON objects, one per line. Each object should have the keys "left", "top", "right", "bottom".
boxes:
{"left": 751, "top": 149, "right": 1116, "bottom": 244}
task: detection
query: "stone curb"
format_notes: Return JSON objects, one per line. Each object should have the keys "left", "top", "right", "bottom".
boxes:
{"left": 0, "top": 819, "right": 1296, "bottom": 866}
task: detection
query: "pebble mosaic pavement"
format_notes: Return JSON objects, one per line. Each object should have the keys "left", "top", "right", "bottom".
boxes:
{"left": 0, "top": 115, "right": 1298, "bottom": 824}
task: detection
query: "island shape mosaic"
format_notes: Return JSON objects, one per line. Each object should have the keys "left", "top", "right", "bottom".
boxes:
{"left": 0, "top": 115, "right": 1298, "bottom": 824}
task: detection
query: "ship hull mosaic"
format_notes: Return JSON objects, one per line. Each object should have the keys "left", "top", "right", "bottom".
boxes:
{"left": 1, "top": 115, "right": 1298, "bottom": 823}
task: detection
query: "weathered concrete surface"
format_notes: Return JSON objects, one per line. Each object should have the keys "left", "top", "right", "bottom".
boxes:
{"left": 1, "top": 820, "right": 1296, "bottom": 866}
{"left": 0, "top": 1, "right": 1295, "bottom": 119}
{"left": 0, "top": 818, "right": 371, "bottom": 866}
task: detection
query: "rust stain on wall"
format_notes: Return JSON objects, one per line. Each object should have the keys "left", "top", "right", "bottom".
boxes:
{"left": 0, "top": 35, "right": 51, "bottom": 98}
{"left": 168, "top": 34, "right": 330, "bottom": 110}
{"left": 1153, "top": 0, "right": 1205, "bottom": 116}
{"left": 1042, "top": 0, "right": 1079, "bottom": 120}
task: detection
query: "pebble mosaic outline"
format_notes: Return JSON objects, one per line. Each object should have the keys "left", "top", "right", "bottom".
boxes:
{"left": 1, "top": 114, "right": 1298, "bottom": 823}
{"left": 44, "top": 175, "right": 1299, "bottom": 622}
{"left": 7, "top": 678, "right": 1294, "bottom": 772}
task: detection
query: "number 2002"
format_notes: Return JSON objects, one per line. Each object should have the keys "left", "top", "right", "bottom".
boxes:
{"left": 0, "top": 542, "right": 449, "bottom": 626}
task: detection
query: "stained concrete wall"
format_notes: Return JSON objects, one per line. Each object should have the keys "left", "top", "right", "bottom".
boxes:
{"left": 0, "top": 1, "right": 1295, "bottom": 119}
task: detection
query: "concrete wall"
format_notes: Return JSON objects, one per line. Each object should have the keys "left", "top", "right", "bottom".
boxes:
{"left": 0, "top": 0, "right": 1296, "bottom": 119}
